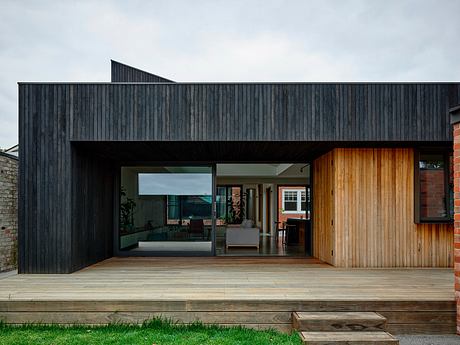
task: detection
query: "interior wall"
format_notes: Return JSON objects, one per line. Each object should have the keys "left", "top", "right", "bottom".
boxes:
{"left": 313, "top": 148, "right": 454, "bottom": 268}
{"left": 217, "top": 177, "right": 307, "bottom": 234}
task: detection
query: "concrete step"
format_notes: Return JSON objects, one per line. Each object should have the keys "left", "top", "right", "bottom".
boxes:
{"left": 300, "top": 331, "right": 399, "bottom": 345}
{"left": 293, "top": 312, "right": 387, "bottom": 332}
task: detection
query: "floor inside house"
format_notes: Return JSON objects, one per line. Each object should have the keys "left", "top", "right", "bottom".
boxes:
{"left": 215, "top": 232, "right": 305, "bottom": 256}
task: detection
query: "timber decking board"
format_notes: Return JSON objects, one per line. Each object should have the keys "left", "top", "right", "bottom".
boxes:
{"left": 300, "top": 331, "right": 398, "bottom": 344}
{"left": 0, "top": 258, "right": 455, "bottom": 333}
{"left": 1, "top": 257, "right": 455, "bottom": 301}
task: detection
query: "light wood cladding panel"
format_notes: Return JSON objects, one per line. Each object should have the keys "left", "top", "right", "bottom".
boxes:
{"left": 313, "top": 148, "right": 453, "bottom": 268}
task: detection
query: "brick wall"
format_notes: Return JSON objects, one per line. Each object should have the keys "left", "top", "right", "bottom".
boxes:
{"left": 277, "top": 186, "right": 307, "bottom": 225}
{"left": 420, "top": 169, "right": 447, "bottom": 218}
{"left": 454, "top": 123, "right": 460, "bottom": 334}
{"left": 0, "top": 153, "right": 18, "bottom": 272}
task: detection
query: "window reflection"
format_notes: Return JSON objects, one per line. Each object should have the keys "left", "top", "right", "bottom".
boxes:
{"left": 120, "top": 166, "right": 213, "bottom": 253}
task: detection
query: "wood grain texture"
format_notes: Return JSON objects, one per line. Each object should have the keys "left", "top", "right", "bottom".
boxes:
{"left": 292, "top": 312, "right": 387, "bottom": 332}
{"left": 313, "top": 151, "right": 335, "bottom": 265}
{"left": 314, "top": 148, "right": 454, "bottom": 268}
{"left": 300, "top": 331, "right": 398, "bottom": 344}
{"left": 18, "top": 82, "right": 459, "bottom": 273}
{"left": 20, "top": 83, "right": 458, "bottom": 143}
{"left": 0, "top": 258, "right": 455, "bottom": 333}
{"left": 71, "top": 149, "right": 115, "bottom": 272}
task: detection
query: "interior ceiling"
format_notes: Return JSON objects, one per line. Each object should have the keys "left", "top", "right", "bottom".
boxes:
{"left": 216, "top": 164, "right": 309, "bottom": 178}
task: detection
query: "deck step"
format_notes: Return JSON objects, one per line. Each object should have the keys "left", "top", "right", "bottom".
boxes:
{"left": 293, "top": 312, "right": 387, "bottom": 332}
{"left": 300, "top": 331, "right": 399, "bottom": 345}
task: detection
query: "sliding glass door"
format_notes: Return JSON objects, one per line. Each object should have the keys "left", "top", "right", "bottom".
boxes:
{"left": 118, "top": 165, "right": 214, "bottom": 255}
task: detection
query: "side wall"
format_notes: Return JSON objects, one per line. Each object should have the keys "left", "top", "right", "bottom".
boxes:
{"left": 0, "top": 154, "right": 18, "bottom": 272}
{"left": 313, "top": 151, "right": 335, "bottom": 265}
{"left": 18, "top": 85, "right": 73, "bottom": 273}
{"left": 71, "top": 149, "right": 115, "bottom": 272}
{"left": 313, "top": 148, "right": 454, "bottom": 268}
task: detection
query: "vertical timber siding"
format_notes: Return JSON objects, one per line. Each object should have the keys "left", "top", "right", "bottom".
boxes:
{"left": 111, "top": 60, "right": 173, "bottom": 83}
{"left": 19, "top": 82, "right": 458, "bottom": 273}
{"left": 313, "top": 148, "right": 454, "bottom": 268}
{"left": 19, "top": 84, "right": 72, "bottom": 273}
{"left": 312, "top": 151, "right": 335, "bottom": 265}
{"left": 71, "top": 149, "right": 114, "bottom": 272}
{"left": 62, "top": 83, "right": 456, "bottom": 142}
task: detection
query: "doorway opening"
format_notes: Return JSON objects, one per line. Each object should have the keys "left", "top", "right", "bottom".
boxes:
{"left": 116, "top": 163, "right": 311, "bottom": 257}
{"left": 215, "top": 163, "right": 311, "bottom": 257}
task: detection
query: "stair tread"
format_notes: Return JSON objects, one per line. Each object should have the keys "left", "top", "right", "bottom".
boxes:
{"left": 301, "top": 331, "right": 398, "bottom": 342}
{"left": 293, "top": 312, "right": 388, "bottom": 332}
{"left": 295, "top": 312, "right": 386, "bottom": 321}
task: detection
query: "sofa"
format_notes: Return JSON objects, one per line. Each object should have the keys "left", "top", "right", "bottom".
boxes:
{"left": 226, "top": 220, "right": 260, "bottom": 249}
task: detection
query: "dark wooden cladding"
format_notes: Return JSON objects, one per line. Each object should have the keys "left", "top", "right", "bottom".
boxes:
{"left": 111, "top": 60, "right": 173, "bottom": 83}
{"left": 18, "top": 81, "right": 459, "bottom": 273}
{"left": 19, "top": 84, "right": 72, "bottom": 273}
{"left": 22, "top": 82, "right": 458, "bottom": 143}
{"left": 71, "top": 149, "right": 114, "bottom": 272}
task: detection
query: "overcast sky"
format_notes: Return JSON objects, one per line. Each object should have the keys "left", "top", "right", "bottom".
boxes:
{"left": 1, "top": 0, "right": 460, "bottom": 148}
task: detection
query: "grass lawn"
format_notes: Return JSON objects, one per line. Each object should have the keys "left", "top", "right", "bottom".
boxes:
{"left": 0, "top": 319, "right": 302, "bottom": 345}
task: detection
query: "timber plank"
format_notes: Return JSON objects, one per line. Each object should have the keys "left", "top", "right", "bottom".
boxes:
{"left": 293, "top": 312, "right": 387, "bottom": 332}
{"left": 300, "top": 331, "right": 398, "bottom": 345}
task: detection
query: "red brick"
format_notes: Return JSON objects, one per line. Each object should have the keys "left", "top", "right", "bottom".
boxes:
{"left": 454, "top": 126, "right": 460, "bottom": 334}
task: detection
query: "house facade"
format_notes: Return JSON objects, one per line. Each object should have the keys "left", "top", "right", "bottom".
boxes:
{"left": 18, "top": 60, "right": 460, "bottom": 274}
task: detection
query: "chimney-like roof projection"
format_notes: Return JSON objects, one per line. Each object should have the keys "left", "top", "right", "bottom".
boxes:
{"left": 111, "top": 60, "right": 174, "bottom": 83}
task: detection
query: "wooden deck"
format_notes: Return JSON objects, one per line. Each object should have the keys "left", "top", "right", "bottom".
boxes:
{"left": 0, "top": 257, "right": 456, "bottom": 333}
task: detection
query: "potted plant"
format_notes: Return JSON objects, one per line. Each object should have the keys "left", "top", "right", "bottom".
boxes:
{"left": 120, "top": 186, "right": 136, "bottom": 234}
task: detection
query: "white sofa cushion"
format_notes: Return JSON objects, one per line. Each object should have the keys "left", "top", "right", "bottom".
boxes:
{"left": 226, "top": 227, "right": 259, "bottom": 248}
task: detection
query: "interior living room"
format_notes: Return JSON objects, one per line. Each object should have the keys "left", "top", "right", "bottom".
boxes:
{"left": 118, "top": 163, "right": 311, "bottom": 257}
{"left": 215, "top": 163, "right": 310, "bottom": 256}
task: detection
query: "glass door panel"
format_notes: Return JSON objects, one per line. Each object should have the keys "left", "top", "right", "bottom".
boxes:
{"left": 119, "top": 166, "right": 213, "bottom": 254}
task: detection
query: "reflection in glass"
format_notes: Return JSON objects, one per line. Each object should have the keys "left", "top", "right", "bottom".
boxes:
{"left": 216, "top": 186, "right": 243, "bottom": 225}
{"left": 119, "top": 166, "right": 212, "bottom": 253}
{"left": 419, "top": 154, "right": 446, "bottom": 219}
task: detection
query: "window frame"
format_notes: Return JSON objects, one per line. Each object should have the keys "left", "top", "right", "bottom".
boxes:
{"left": 282, "top": 189, "right": 305, "bottom": 214}
{"left": 414, "top": 148, "right": 453, "bottom": 224}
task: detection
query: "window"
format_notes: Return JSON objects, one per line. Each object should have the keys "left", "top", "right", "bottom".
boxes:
{"left": 415, "top": 150, "right": 453, "bottom": 223}
{"left": 284, "top": 191, "right": 298, "bottom": 211}
{"left": 282, "top": 189, "right": 306, "bottom": 213}
{"left": 301, "top": 191, "right": 307, "bottom": 211}
{"left": 119, "top": 166, "right": 213, "bottom": 253}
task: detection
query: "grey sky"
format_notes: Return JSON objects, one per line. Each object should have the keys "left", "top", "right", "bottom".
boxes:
{"left": 138, "top": 173, "right": 212, "bottom": 195}
{"left": 1, "top": 0, "right": 460, "bottom": 148}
